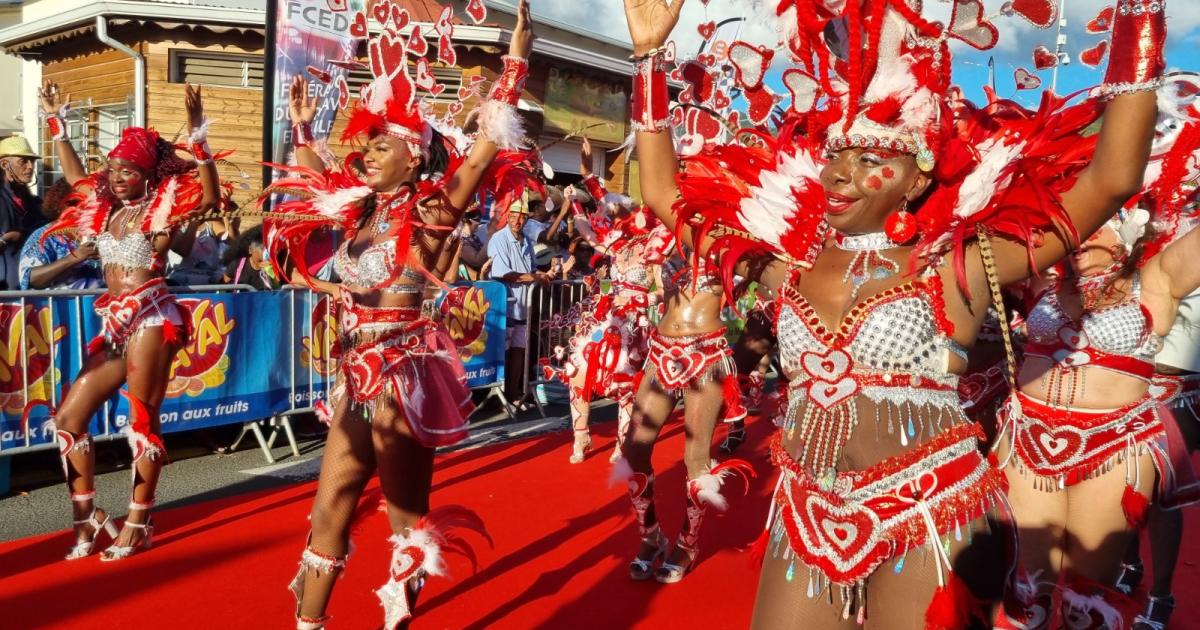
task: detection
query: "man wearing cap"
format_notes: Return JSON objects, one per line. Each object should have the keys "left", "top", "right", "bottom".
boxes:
{"left": 0, "top": 135, "right": 44, "bottom": 288}
{"left": 488, "top": 194, "right": 558, "bottom": 408}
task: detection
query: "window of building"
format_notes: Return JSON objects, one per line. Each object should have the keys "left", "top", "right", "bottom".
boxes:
{"left": 170, "top": 51, "right": 264, "bottom": 89}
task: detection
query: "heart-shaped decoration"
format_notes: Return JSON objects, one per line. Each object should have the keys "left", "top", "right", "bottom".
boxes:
{"left": 783, "top": 69, "right": 818, "bottom": 114}
{"left": 801, "top": 349, "right": 852, "bottom": 382}
{"left": 306, "top": 64, "right": 332, "bottom": 84}
{"left": 808, "top": 377, "right": 859, "bottom": 409}
{"left": 428, "top": 83, "right": 446, "bottom": 97}
{"left": 713, "top": 90, "right": 731, "bottom": 110}
{"left": 389, "top": 545, "right": 427, "bottom": 582}
{"left": 686, "top": 108, "right": 723, "bottom": 141}
{"left": 370, "top": 0, "right": 389, "bottom": 25}
{"left": 727, "top": 110, "right": 741, "bottom": 129}
{"left": 671, "top": 106, "right": 685, "bottom": 126}
{"left": 678, "top": 133, "right": 703, "bottom": 157}
{"left": 698, "top": 52, "right": 716, "bottom": 67}
{"left": 407, "top": 24, "right": 428, "bottom": 56}
{"left": 435, "top": 4, "right": 454, "bottom": 36}
{"left": 1052, "top": 349, "right": 1091, "bottom": 367}
{"left": 414, "top": 58, "right": 436, "bottom": 91}
{"left": 1038, "top": 432, "right": 1070, "bottom": 457}
{"left": 1057, "top": 326, "right": 1089, "bottom": 350}
{"left": 1014, "top": 67, "right": 1042, "bottom": 91}
{"left": 370, "top": 30, "right": 407, "bottom": 80}
{"left": 456, "top": 85, "right": 474, "bottom": 100}
{"left": 1087, "top": 6, "right": 1115, "bottom": 33}
{"left": 1079, "top": 40, "right": 1109, "bottom": 68}
{"left": 680, "top": 61, "right": 716, "bottom": 104}
{"left": 663, "top": 40, "right": 677, "bottom": 63}
{"left": 438, "top": 34, "right": 457, "bottom": 66}
{"left": 947, "top": 0, "right": 999, "bottom": 50}
{"left": 957, "top": 372, "right": 986, "bottom": 406}
{"left": 327, "top": 0, "right": 348, "bottom": 11}
{"left": 792, "top": 494, "right": 892, "bottom": 582}
{"left": 345, "top": 346, "right": 387, "bottom": 399}
{"left": 1032, "top": 45, "right": 1057, "bottom": 70}
{"left": 390, "top": 4, "right": 410, "bottom": 32}
{"left": 698, "top": 20, "right": 716, "bottom": 40}
{"left": 466, "top": 0, "right": 487, "bottom": 25}
{"left": 744, "top": 86, "right": 777, "bottom": 125}
{"left": 661, "top": 347, "right": 702, "bottom": 383}
{"left": 336, "top": 74, "right": 350, "bottom": 109}
{"left": 727, "top": 41, "right": 774, "bottom": 91}
{"left": 350, "top": 11, "right": 368, "bottom": 38}
{"left": 110, "top": 296, "right": 141, "bottom": 330}
{"left": 1009, "top": 0, "right": 1057, "bottom": 29}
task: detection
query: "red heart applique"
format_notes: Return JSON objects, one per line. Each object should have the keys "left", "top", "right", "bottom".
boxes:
{"left": 370, "top": 30, "right": 407, "bottom": 80}
{"left": 414, "top": 58, "right": 435, "bottom": 91}
{"left": 783, "top": 69, "right": 818, "bottom": 114}
{"left": 448, "top": 101, "right": 464, "bottom": 116}
{"left": 438, "top": 34, "right": 457, "bottom": 66}
{"left": 389, "top": 545, "right": 427, "bottom": 582}
{"left": 727, "top": 110, "right": 741, "bottom": 129}
{"left": 326, "top": 0, "right": 348, "bottom": 11}
{"left": 680, "top": 60, "right": 715, "bottom": 104}
{"left": 671, "top": 107, "right": 685, "bottom": 127}
{"left": 947, "top": 0, "right": 999, "bottom": 50}
{"left": 465, "top": 0, "right": 487, "bottom": 25}
{"left": 350, "top": 11, "right": 368, "bottom": 38}
{"left": 1032, "top": 45, "right": 1057, "bottom": 70}
{"left": 1024, "top": 424, "right": 1084, "bottom": 466}
{"left": 435, "top": 4, "right": 454, "bottom": 36}
{"left": 792, "top": 495, "right": 892, "bottom": 583}
{"left": 428, "top": 83, "right": 446, "bottom": 97}
{"left": 1007, "top": 0, "right": 1057, "bottom": 29}
{"left": 663, "top": 40, "right": 676, "bottom": 63}
{"left": 370, "top": 0, "right": 389, "bottom": 24}
{"left": 390, "top": 4, "right": 410, "bottom": 32}
{"left": 1014, "top": 67, "right": 1042, "bottom": 91}
{"left": 456, "top": 85, "right": 473, "bottom": 100}
{"left": 686, "top": 108, "right": 722, "bottom": 141}
{"left": 1086, "top": 6, "right": 1115, "bottom": 33}
{"left": 1057, "top": 326, "right": 1089, "bottom": 350}
{"left": 407, "top": 24, "right": 428, "bottom": 56}
{"left": 713, "top": 90, "right": 730, "bottom": 110}
{"left": 335, "top": 74, "right": 350, "bottom": 109}
{"left": 743, "top": 86, "right": 777, "bottom": 125}
{"left": 697, "top": 21, "right": 716, "bottom": 40}
{"left": 345, "top": 347, "right": 387, "bottom": 399}
{"left": 1079, "top": 40, "right": 1109, "bottom": 68}
{"left": 698, "top": 53, "right": 716, "bottom": 67}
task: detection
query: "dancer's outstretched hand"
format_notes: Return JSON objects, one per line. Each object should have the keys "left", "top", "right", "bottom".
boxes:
{"left": 184, "top": 84, "right": 205, "bottom": 131}
{"left": 288, "top": 75, "right": 318, "bottom": 125}
{"left": 510, "top": 0, "right": 535, "bottom": 59}
{"left": 38, "top": 80, "right": 67, "bottom": 115}
{"left": 623, "top": 0, "right": 685, "bottom": 56}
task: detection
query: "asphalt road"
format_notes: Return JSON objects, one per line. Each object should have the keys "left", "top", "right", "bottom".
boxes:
{"left": 0, "top": 399, "right": 601, "bottom": 543}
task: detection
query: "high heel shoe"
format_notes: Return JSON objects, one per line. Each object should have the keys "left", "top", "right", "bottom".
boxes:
{"left": 65, "top": 499, "right": 118, "bottom": 561}
{"left": 1132, "top": 594, "right": 1174, "bottom": 630}
{"left": 1115, "top": 561, "right": 1144, "bottom": 595}
{"left": 629, "top": 525, "right": 669, "bottom": 581}
{"left": 654, "top": 541, "right": 698, "bottom": 584}
{"left": 100, "top": 517, "right": 154, "bottom": 561}
{"left": 569, "top": 429, "right": 591, "bottom": 464}
{"left": 718, "top": 426, "right": 746, "bottom": 455}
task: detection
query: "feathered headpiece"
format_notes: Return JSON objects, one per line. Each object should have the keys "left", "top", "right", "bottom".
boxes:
{"left": 342, "top": 30, "right": 433, "bottom": 159}
{"left": 476, "top": 148, "right": 546, "bottom": 225}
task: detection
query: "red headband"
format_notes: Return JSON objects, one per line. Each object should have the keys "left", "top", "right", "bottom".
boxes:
{"left": 107, "top": 127, "right": 160, "bottom": 173}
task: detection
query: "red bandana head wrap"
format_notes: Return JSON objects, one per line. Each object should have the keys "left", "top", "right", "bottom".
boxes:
{"left": 107, "top": 127, "right": 160, "bottom": 173}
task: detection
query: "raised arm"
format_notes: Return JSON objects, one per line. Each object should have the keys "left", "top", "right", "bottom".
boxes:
{"left": 1150, "top": 225, "right": 1200, "bottom": 302}
{"left": 622, "top": 0, "right": 685, "bottom": 230}
{"left": 184, "top": 84, "right": 221, "bottom": 215}
{"left": 288, "top": 76, "right": 327, "bottom": 173}
{"left": 444, "top": 0, "right": 535, "bottom": 213}
{"left": 38, "top": 81, "right": 86, "bottom": 185}
{"left": 990, "top": 4, "right": 1163, "bottom": 285}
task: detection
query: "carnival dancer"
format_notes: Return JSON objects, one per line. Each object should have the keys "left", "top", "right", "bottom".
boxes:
{"left": 264, "top": 2, "right": 533, "bottom": 628}
{"left": 998, "top": 77, "right": 1200, "bottom": 627}
{"left": 720, "top": 283, "right": 781, "bottom": 455}
{"left": 33, "top": 82, "right": 220, "bottom": 560}
{"left": 622, "top": 0, "right": 1162, "bottom": 625}
{"left": 549, "top": 137, "right": 673, "bottom": 464}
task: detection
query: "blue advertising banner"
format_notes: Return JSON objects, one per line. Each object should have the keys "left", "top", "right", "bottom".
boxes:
{"left": 439, "top": 281, "right": 507, "bottom": 389}
{"left": 0, "top": 284, "right": 504, "bottom": 453}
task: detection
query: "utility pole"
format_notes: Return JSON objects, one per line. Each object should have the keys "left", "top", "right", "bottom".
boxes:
{"left": 1051, "top": 0, "right": 1070, "bottom": 93}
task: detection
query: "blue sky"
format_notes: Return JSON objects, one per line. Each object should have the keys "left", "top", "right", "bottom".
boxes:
{"left": 532, "top": 1, "right": 1200, "bottom": 109}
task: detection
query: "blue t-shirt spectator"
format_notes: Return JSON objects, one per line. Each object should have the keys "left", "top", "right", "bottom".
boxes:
{"left": 488, "top": 224, "right": 535, "bottom": 322}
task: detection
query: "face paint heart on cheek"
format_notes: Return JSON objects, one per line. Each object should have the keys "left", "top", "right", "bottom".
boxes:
{"left": 867, "top": 176, "right": 883, "bottom": 191}
{"left": 882, "top": 167, "right": 895, "bottom": 180}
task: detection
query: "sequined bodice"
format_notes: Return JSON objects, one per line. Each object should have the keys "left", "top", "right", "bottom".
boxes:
{"left": 333, "top": 239, "right": 427, "bottom": 293}
{"left": 776, "top": 278, "right": 964, "bottom": 381}
{"left": 663, "top": 256, "right": 721, "bottom": 294}
{"left": 96, "top": 231, "right": 156, "bottom": 271}
{"left": 1025, "top": 276, "right": 1163, "bottom": 368}
{"left": 610, "top": 259, "right": 652, "bottom": 291}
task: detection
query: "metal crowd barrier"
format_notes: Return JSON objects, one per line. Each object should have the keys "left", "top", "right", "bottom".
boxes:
{"left": 521, "top": 280, "right": 590, "bottom": 417}
{"left": 0, "top": 285, "right": 333, "bottom": 466}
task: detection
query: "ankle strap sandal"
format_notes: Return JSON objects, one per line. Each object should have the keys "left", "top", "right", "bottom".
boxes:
{"left": 1133, "top": 594, "right": 1175, "bottom": 630}
{"left": 629, "top": 525, "right": 668, "bottom": 581}
{"left": 1115, "top": 561, "right": 1144, "bottom": 595}
{"left": 65, "top": 493, "right": 118, "bottom": 561}
{"left": 290, "top": 544, "right": 348, "bottom": 625}
{"left": 100, "top": 517, "right": 154, "bottom": 562}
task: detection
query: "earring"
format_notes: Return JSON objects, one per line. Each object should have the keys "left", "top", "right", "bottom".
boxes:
{"left": 885, "top": 199, "right": 918, "bottom": 243}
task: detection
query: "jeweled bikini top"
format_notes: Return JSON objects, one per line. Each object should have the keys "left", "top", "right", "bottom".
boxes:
{"left": 333, "top": 237, "right": 427, "bottom": 294}
{"left": 776, "top": 272, "right": 967, "bottom": 386}
{"left": 96, "top": 231, "right": 160, "bottom": 272}
{"left": 663, "top": 254, "right": 722, "bottom": 295}
{"left": 1024, "top": 274, "right": 1163, "bottom": 380}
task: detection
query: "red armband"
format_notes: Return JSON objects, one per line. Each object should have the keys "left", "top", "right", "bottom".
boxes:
{"left": 191, "top": 141, "right": 213, "bottom": 164}
{"left": 1101, "top": 0, "right": 1166, "bottom": 95}
{"left": 488, "top": 55, "right": 529, "bottom": 106}
{"left": 46, "top": 114, "right": 68, "bottom": 141}
{"left": 582, "top": 175, "right": 607, "bottom": 202}
{"left": 631, "top": 51, "right": 670, "bottom": 133}
{"left": 292, "top": 121, "right": 314, "bottom": 148}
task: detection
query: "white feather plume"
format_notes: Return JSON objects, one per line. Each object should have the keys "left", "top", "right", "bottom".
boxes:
{"left": 689, "top": 472, "right": 730, "bottom": 511}
{"left": 314, "top": 185, "right": 374, "bottom": 219}
{"left": 469, "top": 101, "right": 527, "bottom": 150}
{"left": 737, "top": 147, "right": 822, "bottom": 249}
{"left": 148, "top": 177, "right": 180, "bottom": 234}
{"left": 954, "top": 138, "right": 1025, "bottom": 218}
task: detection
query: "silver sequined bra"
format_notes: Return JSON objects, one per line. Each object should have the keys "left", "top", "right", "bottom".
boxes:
{"left": 776, "top": 276, "right": 967, "bottom": 383}
{"left": 96, "top": 231, "right": 157, "bottom": 271}
{"left": 333, "top": 239, "right": 426, "bottom": 294}
{"left": 662, "top": 255, "right": 722, "bottom": 295}
{"left": 610, "top": 257, "right": 653, "bottom": 291}
{"left": 1024, "top": 274, "right": 1163, "bottom": 377}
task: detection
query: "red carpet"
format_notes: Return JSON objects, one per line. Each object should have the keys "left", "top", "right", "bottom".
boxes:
{"left": 3, "top": 416, "right": 1199, "bottom": 629}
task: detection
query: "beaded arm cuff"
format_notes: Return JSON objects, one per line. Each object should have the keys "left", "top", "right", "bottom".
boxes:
{"left": 44, "top": 107, "right": 69, "bottom": 141}
{"left": 292, "top": 121, "right": 314, "bottom": 148}
{"left": 631, "top": 51, "right": 670, "bottom": 133}
{"left": 1100, "top": 0, "right": 1166, "bottom": 96}
{"left": 487, "top": 55, "right": 529, "bottom": 106}
{"left": 474, "top": 55, "right": 529, "bottom": 150}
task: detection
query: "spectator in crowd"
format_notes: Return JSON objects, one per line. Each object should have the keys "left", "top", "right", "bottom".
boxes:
{"left": 488, "top": 196, "right": 558, "bottom": 409}
{"left": 456, "top": 208, "right": 491, "bottom": 281}
{"left": 0, "top": 136, "right": 43, "bottom": 287}
{"left": 523, "top": 188, "right": 572, "bottom": 247}
{"left": 18, "top": 178, "right": 102, "bottom": 290}
{"left": 222, "top": 225, "right": 279, "bottom": 290}
{"left": 167, "top": 216, "right": 236, "bottom": 286}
